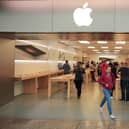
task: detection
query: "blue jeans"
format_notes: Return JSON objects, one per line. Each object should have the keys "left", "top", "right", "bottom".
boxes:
{"left": 100, "top": 88, "right": 112, "bottom": 115}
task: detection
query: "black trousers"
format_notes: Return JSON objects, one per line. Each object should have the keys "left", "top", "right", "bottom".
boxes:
{"left": 120, "top": 80, "right": 129, "bottom": 100}
{"left": 74, "top": 80, "right": 83, "bottom": 98}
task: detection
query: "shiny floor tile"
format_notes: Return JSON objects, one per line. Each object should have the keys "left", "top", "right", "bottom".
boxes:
{"left": 0, "top": 119, "right": 129, "bottom": 129}
{"left": 0, "top": 82, "right": 129, "bottom": 122}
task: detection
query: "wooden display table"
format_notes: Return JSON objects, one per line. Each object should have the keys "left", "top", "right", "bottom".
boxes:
{"left": 85, "top": 68, "right": 91, "bottom": 83}
{"left": 48, "top": 74, "right": 74, "bottom": 98}
{"left": 15, "top": 70, "right": 64, "bottom": 94}
{"left": 115, "top": 78, "right": 121, "bottom": 100}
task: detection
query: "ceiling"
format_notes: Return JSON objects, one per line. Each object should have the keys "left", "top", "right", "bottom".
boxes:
{"left": 15, "top": 33, "right": 129, "bottom": 40}
{"left": 15, "top": 33, "right": 129, "bottom": 54}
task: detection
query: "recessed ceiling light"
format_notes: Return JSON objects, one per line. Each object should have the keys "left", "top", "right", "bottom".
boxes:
{"left": 79, "top": 40, "right": 90, "bottom": 44}
{"left": 92, "top": 49, "right": 99, "bottom": 51}
{"left": 115, "top": 41, "right": 126, "bottom": 44}
{"left": 101, "top": 46, "right": 108, "bottom": 49}
{"left": 115, "top": 46, "right": 122, "bottom": 49}
{"left": 97, "top": 41, "right": 107, "bottom": 44}
{"left": 88, "top": 46, "right": 95, "bottom": 48}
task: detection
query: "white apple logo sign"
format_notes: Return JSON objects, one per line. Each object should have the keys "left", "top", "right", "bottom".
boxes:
{"left": 73, "top": 3, "right": 93, "bottom": 27}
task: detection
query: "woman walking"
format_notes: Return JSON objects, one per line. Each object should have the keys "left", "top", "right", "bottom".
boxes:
{"left": 98, "top": 66, "right": 116, "bottom": 119}
{"left": 74, "top": 62, "right": 85, "bottom": 99}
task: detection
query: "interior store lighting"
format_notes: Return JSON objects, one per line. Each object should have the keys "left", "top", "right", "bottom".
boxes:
{"left": 115, "top": 41, "right": 126, "bottom": 44}
{"left": 101, "top": 46, "right": 108, "bottom": 49}
{"left": 115, "top": 46, "right": 122, "bottom": 49}
{"left": 88, "top": 46, "right": 95, "bottom": 48}
{"left": 79, "top": 40, "right": 90, "bottom": 44}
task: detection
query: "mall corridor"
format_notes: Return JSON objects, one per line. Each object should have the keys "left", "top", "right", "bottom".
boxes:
{"left": 0, "top": 82, "right": 129, "bottom": 129}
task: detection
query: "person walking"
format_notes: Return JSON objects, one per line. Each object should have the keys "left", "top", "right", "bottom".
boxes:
{"left": 74, "top": 62, "right": 85, "bottom": 99}
{"left": 110, "top": 62, "right": 118, "bottom": 98}
{"left": 98, "top": 66, "right": 116, "bottom": 119}
{"left": 90, "top": 61, "right": 96, "bottom": 82}
{"left": 63, "top": 60, "right": 71, "bottom": 90}
{"left": 63, "top": 60, "right": 71, "bottom": 74}
{"left": 118, "top": 62, "right": 129, "bottom": 101}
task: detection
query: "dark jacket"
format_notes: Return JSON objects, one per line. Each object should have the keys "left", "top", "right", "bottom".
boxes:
{"left": 74, "top": 68, "right": 85, "bottom": 81}
{"left": 111, "top": 66, "right": 118, "bottom": 78}
{"left": 63, "top": 63, "right": 71, "bottom": 74}
{"left": 118, "top": 67, "right": 129, "bottom": 80}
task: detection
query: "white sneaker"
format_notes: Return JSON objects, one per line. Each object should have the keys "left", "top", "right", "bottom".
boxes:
{"left": 110, "top": 114, "right": 116, "bottom": 119}
{"left": 99, "top": 107, "right": 103, "bottom": 112}
{"left": 110, "top": 96, "right": 114, "bottom": 99}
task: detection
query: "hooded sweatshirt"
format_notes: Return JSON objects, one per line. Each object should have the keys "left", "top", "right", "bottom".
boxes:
{"left": 98, "top": 72, "right": 115, "bottom": 90}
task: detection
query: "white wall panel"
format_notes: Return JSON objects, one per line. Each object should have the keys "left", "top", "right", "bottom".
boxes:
{"left": 0, "top": 0, "right": 129, "bottom": 32}
{"left": 115, "top": 0, "right": 129, "bottom": 32}
{"left": 53, "top": 0, "right": 115, "bottom": 32}
{"left": 0, "top": 0, "right": 52, "bottom": 32}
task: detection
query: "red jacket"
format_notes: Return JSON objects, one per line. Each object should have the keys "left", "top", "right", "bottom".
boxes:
{"left": 98, "top": 72, "right": 115, "bottom": 90}
{"left": 100, "top": 63, "right": 108, "bottom": 75}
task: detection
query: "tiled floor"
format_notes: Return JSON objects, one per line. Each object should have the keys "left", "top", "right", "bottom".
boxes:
{"left": 0, "top": 82, "right": 129, "bottom": 128}
{"left": 0, "top": 118, "right": 129, "bottom": 129}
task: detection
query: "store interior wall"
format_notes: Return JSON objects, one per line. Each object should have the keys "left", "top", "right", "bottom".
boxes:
{"left": 0, "top": 33, "right": 128, "bottom": 100}
{"left": 15, "top": 40, "right": 82, "bottom": 75}
{"left": 14, "top": 40, "right": 82, "bottom": 96}
{"left": 0, "top": 37, "right": 15, "bottom": 106}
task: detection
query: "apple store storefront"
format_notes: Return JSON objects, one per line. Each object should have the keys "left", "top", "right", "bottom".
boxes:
{"left": 1, "top": 1, "right": 129, "bottom": 129}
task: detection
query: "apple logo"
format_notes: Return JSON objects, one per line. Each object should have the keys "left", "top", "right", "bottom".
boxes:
{"left": 73, "top": 3, "right": 93, "bottom": 27}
